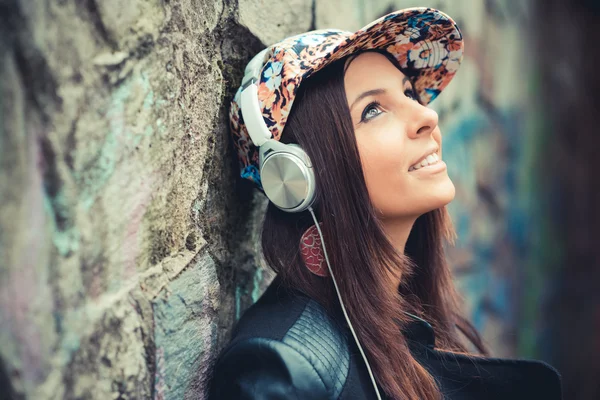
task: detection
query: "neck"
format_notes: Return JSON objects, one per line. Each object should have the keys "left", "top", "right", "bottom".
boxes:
{"left": 381, "top": 215, "right": 416, "bottom": 254}
{"left": 380, "top": 215, "right": 417, "bottom": 291}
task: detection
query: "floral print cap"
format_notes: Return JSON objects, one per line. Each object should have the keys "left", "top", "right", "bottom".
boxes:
{"left": 230, "top": 7, "right": 464, "bottom": 190}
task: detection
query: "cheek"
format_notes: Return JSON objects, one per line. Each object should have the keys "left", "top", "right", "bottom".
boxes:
{"left": 356, "top": 133, "right": 408, "bottom": 200}
{"left": 434, "top": 130, "right": 443, "bottom": 156}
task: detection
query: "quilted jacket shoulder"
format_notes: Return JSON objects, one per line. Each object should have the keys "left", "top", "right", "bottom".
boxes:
{"left": 281, "top": 298, "right": 351, "bottom": 397}
{"left": 207, "top": 277, "right": 355, "bottom": 399}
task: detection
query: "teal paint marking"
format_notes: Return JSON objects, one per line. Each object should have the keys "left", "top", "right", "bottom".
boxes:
{"left": 142, "top": 74, "right": 155, "bottom": 110}
{"left": 132, "top": 125, "right": 154, "bottom": 147}
{"left": 156, "top": 118, "right": 166, "bottom": 136}
{"left": 252, "top": 269, "right": 263, "bottom": 303}
{"left": 62, "top": 330, "right": 81, "bottom": 355}
{"left": 235, "top": 286, "right": 241, "bottom": 321}
{"left": 193, "top": 199, "right": 202, "bottom": 213}
{"left": 144, "top": 125, "right": 154, "bottom": 137}
{"left": 235, "top": 284, "right": 251, "bottom": 321}
{"left": 43, "top": 193, "right": 80, "bottom": 256}
{"left": 76, "top": 79, "right": 131, "bottom": 210}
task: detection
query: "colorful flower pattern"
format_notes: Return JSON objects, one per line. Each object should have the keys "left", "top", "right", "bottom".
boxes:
{"left": 229, "top": 7, "right": 464, "bottom": 190}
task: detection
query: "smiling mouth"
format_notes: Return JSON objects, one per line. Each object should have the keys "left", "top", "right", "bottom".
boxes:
{"left": 408, "top": 151, "right": 440, "bottom": 172}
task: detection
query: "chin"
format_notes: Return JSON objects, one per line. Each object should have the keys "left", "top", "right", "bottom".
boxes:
{"left": 416, "top": 179, "right": 456, "bottom": 214}
{"left": 436, "top": 178, "right": 456, "bottom": 206}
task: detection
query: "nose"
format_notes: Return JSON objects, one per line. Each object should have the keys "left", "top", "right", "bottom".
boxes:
{"left": 407, "top": 102, "right": 439, "bottom": 138}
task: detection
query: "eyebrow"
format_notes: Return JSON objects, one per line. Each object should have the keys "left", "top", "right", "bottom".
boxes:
{"left": 349, "top": 76, "right": 413, "bottom": 112}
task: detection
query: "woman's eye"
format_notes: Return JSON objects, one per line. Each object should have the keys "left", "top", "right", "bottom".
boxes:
{"left": 361, "top": 102, "right": 382, "bottom": 122}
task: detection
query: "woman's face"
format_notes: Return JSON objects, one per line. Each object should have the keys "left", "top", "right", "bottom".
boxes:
{"left": 344, "top": 51, "right": 455, "bottom": 221}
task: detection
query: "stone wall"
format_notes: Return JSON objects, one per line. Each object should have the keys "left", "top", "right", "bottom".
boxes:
{"left": 1, "top": 0, "right": 566, "bottom": 399}
{"left": 0, "top": 0, "right": 285, "bottom": 398}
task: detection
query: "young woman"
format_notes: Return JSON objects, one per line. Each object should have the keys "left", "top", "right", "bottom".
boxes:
{"left": 208, "top": 7, "right": 562, "bottom": 400}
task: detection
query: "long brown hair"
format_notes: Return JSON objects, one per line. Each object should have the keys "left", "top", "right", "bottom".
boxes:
{"left": 260, "top": 51, "right": 489, "bottom": 400}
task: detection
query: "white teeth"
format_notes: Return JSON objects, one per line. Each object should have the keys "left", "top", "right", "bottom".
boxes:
{"left": 409, "top": 151, "right": 440, "bottom": 171}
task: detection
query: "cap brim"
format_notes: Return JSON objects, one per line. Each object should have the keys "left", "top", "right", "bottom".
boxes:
{"left": 312, "top": 7, "right": 464, "bottom": 105}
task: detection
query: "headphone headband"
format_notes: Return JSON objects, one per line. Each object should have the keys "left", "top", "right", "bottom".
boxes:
{"left": 240, "top": 48, "right": 273, "bottom": 147}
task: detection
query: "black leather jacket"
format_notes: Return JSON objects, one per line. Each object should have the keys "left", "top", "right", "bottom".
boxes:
{"left": 207, "top": 276, "right": 562, "bottom": 399}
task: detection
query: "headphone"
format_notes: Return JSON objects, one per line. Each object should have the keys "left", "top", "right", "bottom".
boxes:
{"left": 238, "top": 48, "right": 384, "bottom": 400}
{"left": 239, "top": 48, "right": 317, "bottom": 213}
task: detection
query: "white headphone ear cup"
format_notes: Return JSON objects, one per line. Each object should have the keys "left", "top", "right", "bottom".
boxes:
{"left": 260, "top": 147, "right": 316, "bottom": 213}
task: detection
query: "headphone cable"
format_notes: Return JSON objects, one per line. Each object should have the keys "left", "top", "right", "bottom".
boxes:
{"left": 307, "top": 206, "right": 383, "bottom": 400}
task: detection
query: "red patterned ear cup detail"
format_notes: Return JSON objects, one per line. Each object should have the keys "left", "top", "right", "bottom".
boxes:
{"left": 299, "top": 223, "right": 329, "bottom": 277}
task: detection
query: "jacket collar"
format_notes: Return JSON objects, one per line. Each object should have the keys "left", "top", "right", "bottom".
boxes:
{"left": 400, "top": 311, "right": 436, "bottom": 349}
